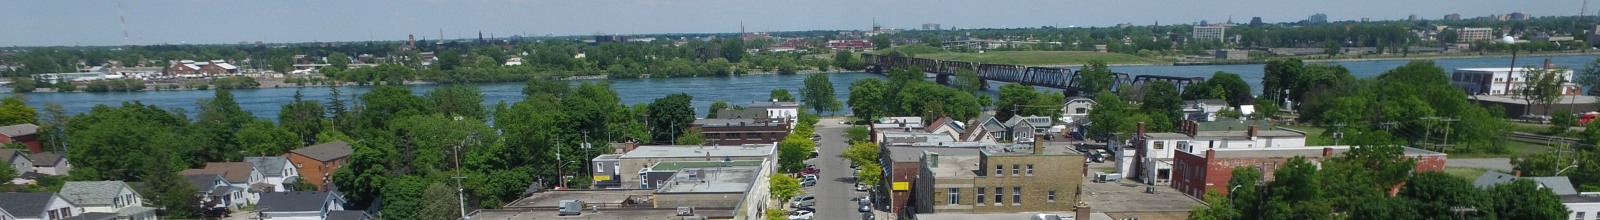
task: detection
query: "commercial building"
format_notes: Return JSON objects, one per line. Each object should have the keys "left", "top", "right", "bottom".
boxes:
{"left": 690, "top": 118, "right": 789, "bottom": 146}
{"left": 923, "top": 23, "right": 942, "bottom": 31}
{"left": 1445, "top": 13, "right": 1462, "bottom": 21}
{"left": 1458, "top": 27, "right": 1494, "bottom": 42}
{"left": 1122, "top": 121, "right": 1306, "bottom": 185}
{"left": 609, "top": 143, "right": 777, "bottom": 189}
{"left": 1468, "top": 95, "right": 1600, "bottom": 119}
{"left": 652, "top": 164, "right": 770, "bottom": 208}
{"left": 1213, "top": 49, "right": 1249, "bottom": 60}
{"left": 1450, "top": 67, "right": 1581, "bottom": 96}
{"left": 1171, "top": 146, "right": 1447, "bottom": 199}
{"left": 880, "top": 146, "right": 983, "bottom": 214}
{"left": 913, "top": 142, "right": 1086, "bottom": 213}
{"left": 164, "top": 60, "right": 239, "bottom": 77}
{"left": 1308, "top": 13, "right": 1328, "bottom": 24}
{"left": 1191, "top": 25, "right": 1227, "bottom": 41}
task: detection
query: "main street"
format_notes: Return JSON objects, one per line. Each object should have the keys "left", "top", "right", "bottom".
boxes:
{"left": 807, "top": 117, "right": 869, "bottom": 220}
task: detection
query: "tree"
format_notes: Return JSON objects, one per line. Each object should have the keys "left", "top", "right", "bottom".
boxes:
{"left": 833, "top": 51, "right": 856, "bottom": 70}
{"left": 1261, "top": 59, "right": 1304, "bottom": 103}
{"left": 379, "top": 176, "right": 428, "bottom": 219}
{"left": 648, "top": 94, "right": 695, "bottom": 144}
{"left": 0, "top": 96, "right": 37, "bottom": 126}
{"left": 1262, "top": 157, "right": 1331, "bottom": 220}
{"left": 1141, "top": 81, "right": 1183, "bottom": 123}
{"left": 236, "top": 119, "right": 301, "bottom": 156}
{"left": 953, "top": 68, "right": 982, "bottom": 95}
{"left": 1252, "top": 99, "right": 1280, "bottom": 120}
{"left": 426, "top": 85, "right": 487, "bottom": 120}
{"left": 777, "top": 136, "right": 816, "bottom": 173}
{"left": 769, "top": 174, "right": 801, "bottom": 201}
{"left": 327, "top": 52, "right": 351, "bottom": 71}
{"left": 871, "top": 34, "right": 891, "bottom": 50}
{"left": 1085, "top": 92, "right": 1127, "bottom": 142}
{"left": 278, "top": 91, "right": 325, "bottom": 145}
{"left": 1520, "top": 66, "right": 1569, "bottom": 116}
{"left": 848, "top": 78, "right": 887, "bottom": 122}
{"left": 10, "top": 77, "right": 34, "bottom": 93}
{"left": 1399, "top": 172, "right": 1492, "bottom": 218}
{"left": 418, "top": 181, "right": 463, "bottom": 220}
{"left": 842, "top": 142, "right": 879, "bottom": 165}
{"left": 675, "top": 129, "right": 706, "bottom": 145}
{"left": 844, "top": 126, "right": 870, "bottom": 143}
{"left": 1488, "top": 179, "right": 1571, "bottom": 219}
{"left": 707, "top": 101, "right": 730, "bottom": 118}
{"left": 0, "top": 159, "right": 14, "bottom": 183}
{"left": 1551, "top": 109, "right": 1576, "bottom": 134}
{"left": 66, "top": 102, "right": 190, "bottom": 181}
{"left": 770, "top": 89, "right": 795, "bottom": 102}
{"left": 995, "top": 84, "right": 1041, "bottom": 122}
{"left": 858, "top": 163, "right": 883, "bottom": 186}
{"left": 1188, "top": 190, "right": 1239, "bottom": 220}
{"left": 800, "top": 74, "right": 840, "bottom": 114}
{"left": 1227, "top": 166, "right": 1264, "bottom": 219}
{"left": 523, "top": 78, "right": 569, "bottom": 97}
{"left": 1078, "top": 60, "right": 1115, "bottom": 94}
{"left": 333, "top": 139, "right": 395, "bottom": 206}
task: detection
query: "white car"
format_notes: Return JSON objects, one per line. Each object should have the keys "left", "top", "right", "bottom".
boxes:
{"left": 788, "top": 210, "right": 814, "bottom": 220}
{"left": 855, "top": 183, "right": 869, "bottom": 191}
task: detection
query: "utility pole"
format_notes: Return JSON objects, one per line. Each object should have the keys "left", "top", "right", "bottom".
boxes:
{"left": 452, "top": 134, "right": 476, "bottom": 220}
{"left": 582, "top": 130, "right": 592, "bottom": 189}
{"left": 1331, "top": 123, "right": 1347, "bottom": 145}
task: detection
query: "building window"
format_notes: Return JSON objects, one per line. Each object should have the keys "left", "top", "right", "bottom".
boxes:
{"left": 1048, "top": 191, "right": 1057, "bottom": 202}
{"left": 1576, "top": 212, "right": 1585, "bottom": 220}
{"left": 977, "top": 187, "right": 986, "bottom": 204}
{"left": 1013, "top": 187, "right": 1022, "bottom": 204}
{"left": 1153, "top": 141, "right": 1165, "bottom": 150}
{"left": 1012, "top": 164, "right": 1020, "bottom": 175}
{"left": 947, "top": 188, "right": 960, "bottom": 205}
{"left": 996, "top": 165, "right": 1004, "bottom": 176}
{"left": 994, "top": 187, "right": 1003, "bottom": 205}
{"left": 1075, "top": 108, "right": 1087, "bottom": 114}
{"left": 1026, "top": 164, "right": 1034, "bottom": 175}
{"left": 706, "top": 133, "right": 721, "bottom": 140}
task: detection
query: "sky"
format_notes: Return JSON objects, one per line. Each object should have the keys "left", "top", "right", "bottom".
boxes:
{"left": 0, "top": 0, "right": 1585, "bottom": 47}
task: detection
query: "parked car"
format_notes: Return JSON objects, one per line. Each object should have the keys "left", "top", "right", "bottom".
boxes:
{"left": 1522, "top": 114, "right": 1553, "bottom": 124}
{"left": 800, "top": 178, "right": 817, "bottom": 187}
{"left": 857, "top": 196, "right": 872, "bottom": 212}
{"left": 855, "top": 183, "right": 869, "bottom": 191}
{"left": 800, "top": 167, "right": 821, "bottom": 175}
{"left": 793, "top": 206, "right": 815, "bottom": 212}
{"left": 811, "top": 134, "right": 822, "bottom": 142}
{"left": 862, "top": 212, "right": 875, "bottom": 220}
{"left": 791, "top": 195, "right": 815, "bottom": 207}
{"left": 789, "top": 210, "right": 814, "bottom": 220}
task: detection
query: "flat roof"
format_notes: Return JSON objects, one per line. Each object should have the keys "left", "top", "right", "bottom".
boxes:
{"left": 649, "top": 160, "right": 764, "bottom": 172}
{"left": 1563, "top": 195, "right": 1600, "bottom": 203}
{"left": 884, "top": 146, "right": 981, "bottom": 163}
{"left": 692, "top": 118, "right": 785, "bottom": 127}
{"left": 593, "top": 154, "right": 622, "bottom": 161}
{"left": 1193, "top": 130, "right": 1303, "bottom": 139}
{"left": 1456, "top": 67, "right": 1574, "bottom": 72}
{"left": 656, "top": 166, "right": 760, "bottom": 193}
{"left": 470, "top": 207, "right": 736, "bottom": 220}
{"left": 1145, "top": 133, "right": 1191, "bottom": 139}
{"left": 980, "top": 143, "right": 1084, "bottom": 156}
{"left": 928, "top": 155, "right": 982, "bottom": 179}
{"left": 619, "top": 144, "right": 775, "bottom": 159}
{"left": 916, "top": 212, "right": 1116, "bottom": 220}
{"left": 1471, "top": 95, "right": 1600, "bottom": 105}
{"left": 505, "top": 190, "right": 655, "bottom": 208}
{"left": 1202, "top": 146, "right": 1445, "bottom": 158}
{"left": 880, "top": 131, "right": 956, "bottom": 144}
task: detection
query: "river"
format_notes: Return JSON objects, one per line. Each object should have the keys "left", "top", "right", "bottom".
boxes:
{"left": 19, "top": 55, "right": 1600, "bottom": 118}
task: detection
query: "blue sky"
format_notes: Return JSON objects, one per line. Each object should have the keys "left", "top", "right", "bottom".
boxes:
{"left": 0, "top": 0, "right": 1583, "bottom": 47}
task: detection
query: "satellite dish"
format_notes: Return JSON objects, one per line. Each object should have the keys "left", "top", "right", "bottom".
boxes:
{"left": 1501, "top": 35, "right": 1516, "bottom": 44}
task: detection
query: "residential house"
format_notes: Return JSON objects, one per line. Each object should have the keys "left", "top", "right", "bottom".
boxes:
{"left": 245, "top": 156, "right": 300, "bottom": 192}
{"left": 184, "top": 174, "right": 246, "bottom": 209}
{"left": 325, "top": 211, "right": 373, "bottom": 220}
{"left": 1565, "top": 194, "right": 1600, "bottom": 220}
{"left": 182, "top": 162, "right": 266, "bottom": 205}
{"left": 0, "top": 124, "right": 41, "bottom": 153}
{"left": 1062, "top": 97, "right": 1095, "bottom": 120}
{"left": 748, "top": 101, "right": 800, "bottom": 122}
{"left": 28, "top": 153, "right": 68, "bottom": 176}
{"left": 0, "top": 149, "right": 31, "bottom": 177}
{"left": 923, "top": 118, "right": 966, "bottom": 140}
{"left": 958, "top": 115, "right": 1004, "bottom": 143}
{"left": 59, "top": 181, "right": 159, "bottom": 220}
{"left": 0, "top": 207, "right": 14, "bottom": 220}
{"left": 1002, "top": 116, "right": 1052, "bottom": 143}
{"left": 1172, "top": 146, "right": 1447, "bottom": 199}
{"left": 0, "top": 192, "right": 82, "bottom": 220}
{"left": 285, "top": 141, "right": 354, "bottom": 191}
{"left": 1182, "top": 99, "right": 1228, "bottom": 122}
{"left": 1470, "top": 169, "right": 1600, "bottom": 220}
{"left": 256, "top": 191, "right": 349, "bottom": 220}
{"left": 873, "top": 117, "right": 925, "bottom": 131}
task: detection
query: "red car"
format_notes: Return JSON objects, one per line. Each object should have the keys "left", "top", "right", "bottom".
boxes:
{"left": 800, "top": 167, "right": 821, "bottom": 175}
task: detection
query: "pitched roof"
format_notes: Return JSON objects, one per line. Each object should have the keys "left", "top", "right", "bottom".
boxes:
{"left": 290, "top": 141, "right": 353, "bottom": 162}
{"left": 327, "top": 210, "right": 371, "bottom": 220}
{"left": 183, "top": 174, "right": 224, "bottom": 192}
{"left": 0, "top": 192, "right": 65, "bottom": 218}
{"left": 244, "top": 156, "right": 291, "bottom": 177}
{"left": 1473, "top": 171, "right": 1580, "bottom": 195}
{"left": 28, "top": 152, "right": 62, "bottom": 166}
{"left": 0, "top": 124, "right": 38, "bottom": 137}
{"left": 182, "top": 162, "right": 256, "bottom": 183}
{"left": 258, "top": 191, "right": 335, "bottom": 212}
{"left": 0, "top": 149, "right": 26, "bottom": 163}
{"left": 60, "top": 181, "right": 133, "bottom": 206}
{"left": 924, "top": 117, "right": 953, "bottom": 133}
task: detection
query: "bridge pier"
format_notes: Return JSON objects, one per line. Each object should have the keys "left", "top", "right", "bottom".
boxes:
{"left": 979, "top": 79, "right": 990, "bottom": 90}
{"left": 936, "top": 74, "right": 951, "bottom": 85}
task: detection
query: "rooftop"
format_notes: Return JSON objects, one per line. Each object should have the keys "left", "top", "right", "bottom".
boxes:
{"left": 885, "top": 146, "right": 980, "bottom": 163}
{"left": 470, "top": 207, "right": 735, "bottom": 220}
{"left": 748, "top": 101, "right": 799, "bottom": 108}
{"left": 656, "top": 166, "right": 761, "bottom": 193}
{"left": 60, "top": 181, "right": 133, "bottom": 206}
{"left": 1562, "top": 194, "right": 1600, "bottom": 203}
{"left": 0, "top": 123, "right": 37, "bottom": 137}
{"left": 648, "top": 160, "right": 764, "bottom": 172}
{"left": 1191, "top": 118, "right": 1272, "bottom": 132}
{"left": 244, "top": 156, "right": 291, "bottom": 177}
{"left": 290, "top": 141, "right": 354, "bottom": 162}
{"left": 619, "top": 144, "right": 774, "bottom": 159}
{"left": 0, "top": 192, "right": 60, "bottom": 219}
{"left": 1471, "top": 95, "right": 1600, "bottom": 105}
{"left": 979, "top": 143, "right": 1084, "bottom": 156}
{"left": 1202, "top": 146, "right": 1445, "bottom": 159}
{"left": 593, "top": 154, "right": 622, "bottom": 161}
{"left": 1145, "top": 133, "right": 1192, "bottom": 139}
{"left": 506, "top": 190, "right": 654, "bottom": 208}
{"left": 879, "top": 131, "right": 956, "bottom": 144}
{"left": 692, "top": 118, "right": 785, "bottom": 128}
{"left": 257, "top": 191, "right": 335, "bottom": 212}
{"left": 1456, "top": 67, "right": 1575, "bottom": 73}
{"left": 915, "top": 212, "right": 1115, "bottom": 220}
{"left": 29, "top": 152, "right": 63, "bottom": 165}
{"left": 927, "top": 154, "right": 982, "bottom": 179}
{"left": 1473, "top": 171, "right": 1578, "bottom": 196}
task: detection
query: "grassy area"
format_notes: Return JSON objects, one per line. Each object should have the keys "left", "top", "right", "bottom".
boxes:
{"left": 1278, "top": 125, "right": 1333, "bottom": 146}
{"left": 911, "top": 51, "right": 1164, "bottom": 66}
{"left": 1445, "top": 167, "right": 1492, "bottom": 180}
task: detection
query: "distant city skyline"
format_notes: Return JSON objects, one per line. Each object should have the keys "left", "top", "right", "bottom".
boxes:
{"left": 0, "top": 0, "right": 1585, "bottom": 47}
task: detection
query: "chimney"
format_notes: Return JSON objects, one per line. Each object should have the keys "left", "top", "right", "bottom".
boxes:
{"left": 1247, "top": 125, "right": 1258, "bottom": 140}
{"left": 1205, "top": 149, "right": 1216, "bottom": 159}
{"left": 1322, "top": 147, "right": 1334, "bottom": 157}
{"left": 1033, "top": 134, "right": 1045, "bottom": 154}
{"left": 1076, "top": 202, "right": 1091, "bottom": 219}
{"left": 928, "top": 153, "right": 941, "bottom": 168}
{"left": 1137, "top": 122, "right": 1147, "bottom": 137}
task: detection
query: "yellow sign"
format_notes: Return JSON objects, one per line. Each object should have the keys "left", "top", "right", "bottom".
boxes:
{"left": 593, "top": 175, "right": 612, "bottom": 181}
{"left": 892, "top": 182, "right": 909, "bottom": 191}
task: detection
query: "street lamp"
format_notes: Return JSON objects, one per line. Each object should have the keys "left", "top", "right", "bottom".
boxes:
{"left": 1503, "top": 35, "right": 1519, "bottom": 95}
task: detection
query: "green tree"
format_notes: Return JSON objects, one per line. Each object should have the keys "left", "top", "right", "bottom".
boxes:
{"left": 770, "top": 89, "right": 795, "bottom": 102}
{"left": 648, "top": 94, "right": 695, "bottom": 144}
{"left": 675, "top": 129, "right": 706, "bottom": 145}
{"left": 769, "top": 174, "right": 801, "bottom": 201}
{"left": 426, "top": 85, "right": 487, "bottom": 120}
{"left": 953, "top": 68, "right": 982, "bottom": 95}
{"left": 995, "top": 84, "right": 1040, "bottom": 122}
{"left": 764, "top": 209, "right": 788, "bottom": 220}
{"left": 707, "top": 101, "right": 730, "bottom": 118}
{"left": 1226, "top": 166, "right": 1264, "bottom": 219}
{"left": 1252, "top": 99, "right": 1280, "bottom": 120}
{"left": 848, "top": 78, "right": 887, "bottom": 122}
{"left": 1188, "top": 190, "right": 1239, "bottom": 220}
{"left": 1262, "top": 157, "right": 1331, "bottom": 220}
{"left": 1488, "top": 179, "right": 1571, "bottom": 219}
{"left": 1141, "top": 81, "right": 1183, "bottom": 124}
{"left": 1261, "top": 59, "right": 1304, "bottom": 103}
{"left": 66, "top": 102, "right": 190, "bottom": 181}
{"left": 1085, "top": 92, "right": 1127, "bottom": 141}
{"left": 327, "top": 52, "right": 351, "bottom": 71}
{"left": 833, "top": 51, "right": 856, "bottom": 70}
{"left": 777, "top": 136, "right": 816, "bottom": 173}
{"left": 842, "top": 142, "right": 879, "bottom": 165}
{"left": 0, "top": 96, "right": 37, "bottom": 125}
{"left": 800, "top": 74, "right": 841, "bottom": 114}
{"left": 10, "top": 78, "right": 35, "bottom": 93}
{"left": 0, "top": 159, "right": 14, "bottom": 183}
{"left": 236, "top": 119, "right": 301, "bottom": 156}
{"left": 333, "top": 139, "right": 395, "bottom": 206}
{"left": 858, "top": 163, "right": 883, "bottom": 186}
{"left": 844, "top": 126, "right": 870, "bottom": 143}
{"left": 871, "top": 34, "right": 891, "bottom": 50}
{"left": 522, "top": 78, "right": 569, "bottom": 97}
{"left": 1551, "top": 109, "right": 1576, "bottom": 134}
{"left": 1399, "top": 172, "right": 1493, "bottom": 219}
{"left": 278, "top": 91, "right": 325, "bottom": 145}
{"left": 1077, "top": 60, "right": 1115, "bottom": 94}
{"left": 379, "top": 176, "right": 428, "bottom": 219}
{"left": 1521, "top": 66, "right": 1570, "bottom": 116}
{"left": 418, "top": 181, "right": 463, "bottom": 220}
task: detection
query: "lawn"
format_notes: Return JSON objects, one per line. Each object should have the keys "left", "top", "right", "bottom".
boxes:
{"left": 912, "top": 51, "right": 1164, "bottom": 66}
{"left": 1278, "top": 125, "right": 1333, "bottom": 146}
{"left": 1445, "top": 167, "right": 1492, "bottom": 180}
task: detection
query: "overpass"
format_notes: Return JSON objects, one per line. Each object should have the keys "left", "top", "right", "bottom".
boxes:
{"left": 860, "top": 53, "right": 1204, "bottom": 96}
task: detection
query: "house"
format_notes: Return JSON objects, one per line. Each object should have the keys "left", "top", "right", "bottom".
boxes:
{"left": 1564, "top": 194, "right": 1600, "bottom": 220}
{"left": 923, "top": 117, "right": 966, "bottom": 140}
{"left": 28, "top": 152, "right": 68, "bottom": 176}
{"left": 245, "top": 156, "right": 300, "bottom": 192}
{"left": 1171, "top": 146, "right": 1447, "bottom": 199}
{"left": 0, "top": 192, "right": 82, "bottom": 220}
{"left": 0, "top": 207, "right": 14, "bottom": 220}
{"left": 325, "top": 210, "right": 373, "bottom": 220}
{"left": 59, "top": 181, "right": 159, "bottom": 220}
{"left": 1472, "top": 171, "right": 1578, "bottom": 195}
{"left": 0, "top": 149, "right": 31, "bottom": 178}
{"left": 959, "top": 115, "right": 1005, "bottom": 143}
{"left": 1062, "top": 97, "right": 1095, "bottom": 119}
{"left": 1003, "top": 116, "right": 1053, "bottom": 143}
{"left": 1182, "top": 99, "right": 1229, "bottom": 122}
{"left": 182, "top": 162, "right": 266, "bottom": 205}
{"left": 747, "top": 101, "right": 800, "bottom": 122}
{"left": 184, "top": 174, "right": 246, "bottom": 209}
{"left": 256, "top": 191, "right": 349, "bottom": 220}
{"left": 873, "top": 117, "right": 925, "bottom": 131}
{"left": 285, "top": 141, "right": 354, "bottom": 191}
{"left": 0, "top": 124, "right": 41, "bottom": 153}
{"left": 1123, "top": 120, "right": 1308, "bottom": 184}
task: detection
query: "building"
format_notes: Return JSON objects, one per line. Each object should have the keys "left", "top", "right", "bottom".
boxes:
{"left": 164, "top": 60, "right": 238, "bottom": 76}
{"left": 0, "top": 207, "right": 13, "bottom": 220}
{"left": 873, "top": 117, "right": 926, "bottom": 131}
{"left": 1469, "top": 95, "right": 1600, "bottom": 120}
{"left": 914, "top": 143, "right": 1087, "bottom": 213}
{"left": 1171, "top": 146, "right": 1447, "bottom": 199}
{"left": 923, "top": 23, "right": 942, "bottom": 31}
{"left": 1445, "top": 13, "right": 1462, "bottom": 21}
{"left": 0, "top": 124, "right": 41, "bottom": 153}
{"left": 1182, "top": 99, "right": 1229, "bottom": 122}
{"left": 1409, "top": 14, "right": 1420, "bottom": 21}
{"left": 653, "top": 163, "right": 770, "bottom": 208}
{"left": 182, "top": 162, "right": 266, "bottom": 205}
{"left": 1062, "top": 97, "right": 1096, "bottom": 121}
{"left": 611, "top": 143, "right": 777, "bottom": 189}
{"left": 690, "top": 118, "right": 789, "bottom": 146}
{"left": 285, "top": 141, "right": 353, "bottom": 191}
{"left": 245, "top": 156, "right": 300, "bottom": 192}
{"left": 1213, "top": 49, "right": 1249, "bottom": 60}
{"left": 916, "top": 212, "right": 1115, "bottom": 220}
{"left": 827, "top": 40, "right": 873, "bottom": 50}
{"left": 637, "top": 160, "right": 764, "bottom": 190}
{"left": 591, "top": 154, "right": 624, "bottom": 189}
{"left": 1123, "top": 120, "right": 1306, "bottom": 184}
{"left": 748, "top": 101, "right": 800, "bottom": 122}
{"left": 185, "top": 174, "right": 246, "bottom": 209}
{"left": 0, "top": 192, "right": 81, "bottom": 220}
{"left": 1450, "top": 67, "right": 1581, "bottom": 96}
{"left": 1566, "top": 195, "right": 1600, "bottom": 220}
{"left": 28, "top": 152, "right": 68, "bottom": 176}
{"left": 1002, "top": 116, "right": 1053, "bottom": 143}
{"left": 1458, "top": 27, "right": 1494, "bottom": 42}
{"left": 256, "top": 191, "right": 349, "bottom": 220}
{"left": 881, "top": 146, "right": 981, "bottom": 214}
{"left": 1192, "top": 25, "right": 1227, "bottom": 41}
{"left": 1510, "top": 12, "right": 1530, "bottom": 20}
{"left": 922, "top": 117, "right": 967, "bottom": 140}
{"left": 1, "top": 149, "right": 32, "bottom": 179}
{"left": 1471, "top": 170, "right": 1600, "bottom": 220}
{"left": 59, "top": 181, "right": 159, "bottom": 220}
{"left": 1308, "top": 13, "right": 1328, "bottom": 24}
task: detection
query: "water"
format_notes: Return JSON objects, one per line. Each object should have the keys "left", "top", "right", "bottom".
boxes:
{"left": 21, "top": 55, "right": 1600, "bottom": 119}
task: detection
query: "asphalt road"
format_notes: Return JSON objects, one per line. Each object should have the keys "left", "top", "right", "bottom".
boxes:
{"left": 806, "top": 118, "right": 866, "bottom": 220}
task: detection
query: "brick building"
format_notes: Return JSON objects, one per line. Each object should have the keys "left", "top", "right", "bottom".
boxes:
{"left": 914, "top": 142, "right": 1086, "bottom": 213}
{"left": 284, "top": 141, "right": 353, "bottom": 191}
{"left": 691, "top": 118, "right": 789, "bottom": 146}
{"left": 881, "top": 146, "right": 981, "bottom": 214}
{"left": 0, "top": 123, "right": 42, "bottom": 153}
{"left": 1170, "top": 146, "right": 1447, "bottom": 199}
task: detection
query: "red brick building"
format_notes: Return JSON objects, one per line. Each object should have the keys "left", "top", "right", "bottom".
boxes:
{"left": 0, "top": 124, "right": 42, "bottom": 153}
{"left": 1170, "top": 146, "right": 1447, "bottom": 199}
{"left": 880, "top": 146, "right": 980, "bottom": 214}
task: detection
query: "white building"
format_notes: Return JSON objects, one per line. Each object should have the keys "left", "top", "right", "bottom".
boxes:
{"left": 1120, "top": 121, "right": 1308, "bottom": 184}
{"left": 245, "top": 156, "right": 300, "bottom": 192}
{"left": 1567, "top": 194, "right": 1600, "bottom": 220}
{"left": 1192, "top": 25, "right": 1227, "bottom": 41}
{"left": 749, "top": 101, "right": 800, "bottom": 122}
{"left": 1451, "top": 67, "right": 1581, "bottom": 96}
{"left": 1183, "top": 99, "right": 1229, "bottom": 122}
{"left": 0, "top": 192, "right": 82, "bottom": 220}
{"left": 59, "top": 181, "right": 159, "bottom": 220}
{"left": 1459, "top": 27, "right": 1494, "bottom": 42}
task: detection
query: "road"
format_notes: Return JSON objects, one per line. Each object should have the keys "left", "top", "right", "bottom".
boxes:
{"left": 1446, "top": 158, "right": 1514, "bottom": 172}
{"left": 805, "top": 118, "right": 869, "bottom": 220}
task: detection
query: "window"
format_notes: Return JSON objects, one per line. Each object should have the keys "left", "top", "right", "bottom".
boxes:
{"left": 994, "top": 187, "right": 1003, "bottom": 205}
{"left": 1075, "top": 108, "right": 1087, "bottom": 114}
{"left": 977, "top": 188, "right": 986, "bottom": 204}
{"left": 947, "top": 188, "right": 961, "bottom": 205}
{"left": 1153, "top": 141, "right": 1165, "bottom": 150}
{"left": 1012, "top": 164, "right": 1020, "bottom": 175}
{"left": 1013, "top": 187, "right": 1023, "bottom": 204}
{"left": 706, "top": 133, "right": 721, "bottom": 139}
{"left": 1048, "top": 191, "right": 1057, "bottom": 202}
{"left": 995, "top": 165, "right": 1004, "bottom": 176}
{"left": 596, "top": 163, "right": 606, "bottom": 173}
{"left": 1177, "top": 141, "right": 1191, "bottom": 153}
{"left": 1026, "top": 164, "right": 1034, "bottom": 175}
{"left": 1576, "top": 212, "right": 1585, "bottom": 220}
